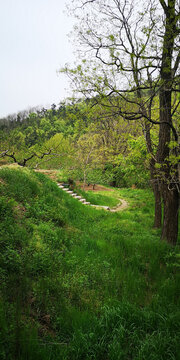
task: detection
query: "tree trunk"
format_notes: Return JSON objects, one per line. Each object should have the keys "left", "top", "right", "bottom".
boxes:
{"left": 153, "top": 182, "right": 162, "bottom": 228}
{"left": 83, "top": 170, "right": 86, "bottom": 190}
{"left": 157, "top": 0, "right": 179, "bottom": 245}
{"left": 161, "top": 185, "right": 179, "bottom": 245}
{"left": 145, "top": 125, "right": 162, "bottom": 228}
{"left": 157, "top": 93, "right": 179, "bottom": 244}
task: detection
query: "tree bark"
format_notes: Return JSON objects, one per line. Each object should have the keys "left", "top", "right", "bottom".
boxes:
{"left": 161, "top": 185, "right": 179, "bottom": 245}
{"left": 153, "top": 182, "right": 162, "bottom": 228}
{"left": 157, "top": 0, "right": 179, "bottom": 244}
{"left": 144, "top": 122, "right": 162, "bottom": 228}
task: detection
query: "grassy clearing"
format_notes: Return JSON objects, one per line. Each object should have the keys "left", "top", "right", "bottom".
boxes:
{"left": 0, "top": 167, "right": 179, "bottom": 360}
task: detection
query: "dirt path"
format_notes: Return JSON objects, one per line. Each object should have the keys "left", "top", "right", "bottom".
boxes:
{"left": 88, "top": 199, "right": 128, "bottom": 212}
{"left": 75, "top": 182, "right": 128, "bottom": 211}
{"left": 76, "top": 182, "right": 113, "bottom": 192}
{"left": 110, "top": 198, "right": 128, "bottom": 212}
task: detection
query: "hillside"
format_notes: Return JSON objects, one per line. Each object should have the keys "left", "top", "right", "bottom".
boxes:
{"left": 0, "top": 167, "right": 179, "bottom": 360}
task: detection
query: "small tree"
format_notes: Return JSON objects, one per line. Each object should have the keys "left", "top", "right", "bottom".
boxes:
{"left": 75, "top": 130, "right": 105, "bottom": 188}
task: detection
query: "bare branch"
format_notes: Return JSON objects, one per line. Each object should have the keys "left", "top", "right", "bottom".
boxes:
{"left": 76, "top": 0, "right": 96, "bottom": 9}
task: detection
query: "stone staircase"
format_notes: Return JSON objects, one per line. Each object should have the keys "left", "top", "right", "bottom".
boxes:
{"left": 57, "top": 183, "right": 110, "bottom": 210}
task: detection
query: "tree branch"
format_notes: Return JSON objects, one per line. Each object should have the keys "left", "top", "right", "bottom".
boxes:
{"left": 159, "top": 0, "right": 168, "bottom": 14}
{"left": 0, "top": 150, "right": 52, "bottom": 167}
{"left": 76, "top": 0, "right": 96, "bottom": 9}
{"left": 0, "top": 151, "right": 17, "bottom": 163}
{"left": 172, "top": 50, "right": 180, "bottom": 78}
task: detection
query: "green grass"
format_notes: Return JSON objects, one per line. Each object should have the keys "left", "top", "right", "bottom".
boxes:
{"left": 0, "top": 167, "right": 179, "bottom": 359}
{"left": 76, "top": 188, "right": 120, "bottom": 207}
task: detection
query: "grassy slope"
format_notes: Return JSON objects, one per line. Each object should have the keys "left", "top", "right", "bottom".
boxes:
{"left": 0, "top": 167, "right": 179, "bottom": 360}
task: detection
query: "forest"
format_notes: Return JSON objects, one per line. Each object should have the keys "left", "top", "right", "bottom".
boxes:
{"left": 0, "top": 0, "right": 179, "bottom": 359}
{"left": 0, "top": 100, "right": 150, "bottom": 186}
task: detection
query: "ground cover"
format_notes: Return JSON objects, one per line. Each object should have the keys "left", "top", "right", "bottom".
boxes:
{"left": 75, "top": 188, "right": 120, "bottom": 208}
{"left": 0, "top": 167, "right": 179, "bottom": 360}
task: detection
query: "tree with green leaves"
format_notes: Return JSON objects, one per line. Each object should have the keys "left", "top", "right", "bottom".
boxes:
{"left": 62, "top": 0, "right": 180, "bottom": 244}
{"left": 73, "top": 129, "right": 105, "bottom": 188}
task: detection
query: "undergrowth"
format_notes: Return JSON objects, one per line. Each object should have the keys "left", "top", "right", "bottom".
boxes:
{"left": 0, "top": 167, "right": 179, "bottom": 359}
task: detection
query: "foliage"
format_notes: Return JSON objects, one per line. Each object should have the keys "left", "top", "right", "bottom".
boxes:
{"left": 0, "top": 167, "right": 179, "bottom": 359}
{"left": 0, "top": 98, "right": 150, "bottom": 188}
{"left": 62, "top": 0, "right": 180, "bottom": 244}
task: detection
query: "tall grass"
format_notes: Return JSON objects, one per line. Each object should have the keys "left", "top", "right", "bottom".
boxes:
{"left": 0, "top": 167, "right": 179, "bottom": 359}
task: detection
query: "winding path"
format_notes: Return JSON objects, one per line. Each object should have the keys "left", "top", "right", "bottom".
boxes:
{"left": 57, "top": 183, "right": 128, "bottom": 212}
{"left": 110, "top": 198, "right": 128, "bottom": 212}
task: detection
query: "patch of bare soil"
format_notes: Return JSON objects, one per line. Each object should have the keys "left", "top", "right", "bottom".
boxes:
{"left": 14, "top": 204, "right": 26, "bottom": 218}
{"left": 110, "top": 199, "right": 128, "bottom": 212}
{"left": 0, "top": 178, "right": 6, "bottom": 185}
{"left": 76, "top": 182, "right": 113, "bottom": 192}
{"left": 35, "top": 169, "right": 59, "bottom": 181}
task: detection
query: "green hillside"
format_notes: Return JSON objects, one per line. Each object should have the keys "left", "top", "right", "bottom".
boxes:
{"left": 0, "top": 167, "right": 179, "bottom": 360}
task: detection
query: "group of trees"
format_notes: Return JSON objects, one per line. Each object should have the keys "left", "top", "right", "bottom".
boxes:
{"left": 0, "top": 102, "right": 86, "bottom": 168}
{"left": 61, "top": 0, "right": 180, "bottom": 244}
{"left": 0, "top": 99, "right": 147, "bottom": 182}
{"left": 0, "top": 0, "right": 179, "bottom": 245}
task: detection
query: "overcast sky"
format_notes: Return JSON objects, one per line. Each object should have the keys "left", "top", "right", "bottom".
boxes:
{"left": 0, "top": 0, "right": 75, "bottom": 118}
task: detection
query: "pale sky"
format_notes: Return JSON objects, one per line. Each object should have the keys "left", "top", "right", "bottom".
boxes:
{"left": 0, "top": 0, "right": 75, "bottom": 117}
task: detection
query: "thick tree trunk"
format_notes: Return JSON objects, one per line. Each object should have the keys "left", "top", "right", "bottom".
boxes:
{"left": 157, "top": 94, "right": 179, "bottom": 244}
{"left": 157, "top": 90, "right": 179, "bottom": 243}
{"left": 161, "top": 185, "right": 179, "bottom": 245}
{"left": 156, "top": 0, "right": 179, "bottom": 245}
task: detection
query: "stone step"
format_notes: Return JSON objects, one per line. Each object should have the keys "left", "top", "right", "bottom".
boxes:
{"left": 74, "top": 195, "right": 82, "bottom": 199}
{"left": 84, "top": 202, "right": 90, "bottom": 205}
{"left": 102, "top": 206, "right": 110, "bottom": 210}
{"left": 57, "top": 184, "right": 64, "bottom": 188}
{"left": 79, "top": 198, "right": 86, "bottom": 203}
{"left": 62, "top": 188, "right": 69, "bottom": 191}
{"left": 70, "top": 193, "right": 77, "bottom": 197}
{"left": 62, "top": 183, "right": 69, "bottom": 188}
{"left": 66, "top": 190, "right": 73, "bottom": 194}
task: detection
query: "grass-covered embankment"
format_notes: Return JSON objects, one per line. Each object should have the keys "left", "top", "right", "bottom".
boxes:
{"left": 0, "top": 167, "right": 179, "bottom": 360}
